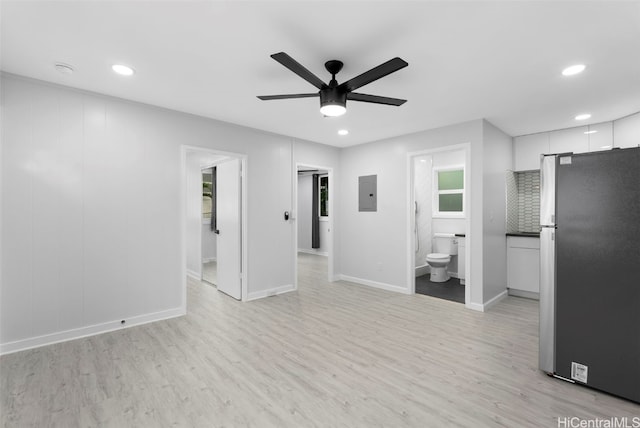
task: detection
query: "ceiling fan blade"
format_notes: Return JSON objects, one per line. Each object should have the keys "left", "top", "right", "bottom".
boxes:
{"left": 338, "top": 57, "right": 408, "bottom": 92}
{"left": 347, "top": 92, "right": 407, "bottom": 106}
{"left": 257, "top": 93, "right": 318, "bottom": 101}
{"left": 271, "top": 52, "right": 327, "bottom": 90}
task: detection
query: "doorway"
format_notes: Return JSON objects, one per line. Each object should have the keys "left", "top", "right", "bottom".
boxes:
{"left": 201, "top": 167, "right": 217, "bottom": 285}
{"left": 183, "top": 146, "right": 247, "bottom": 303}
{"left": 407, "top": 144, "right": 471, "bottom": 306}
{"left": 294, "top": 163, "right": 335, "bottom": 289}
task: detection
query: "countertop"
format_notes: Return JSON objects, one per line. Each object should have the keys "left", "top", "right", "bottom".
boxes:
{"left": 506, "top": 232, "right": 540, "bottom": 237}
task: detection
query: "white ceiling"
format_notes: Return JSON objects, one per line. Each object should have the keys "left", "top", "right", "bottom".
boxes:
{"left": 2, "top": 1, "right": 640, "bottom": 148}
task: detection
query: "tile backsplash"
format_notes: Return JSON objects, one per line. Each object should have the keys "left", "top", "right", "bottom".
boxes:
{"left": 506, "top": 170, "right": 540, "bottom": 233}
{"left": 517, "top": 171, "right": 540, "bottom": 232}
{"left": 506, "top": 171, "right": 519, "bottom": 233}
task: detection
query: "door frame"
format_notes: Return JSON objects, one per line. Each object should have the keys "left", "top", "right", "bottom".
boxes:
{"left": 406, "top": 143, "right": 472, "bottom": 307}
{"left": 293, "top": 163, "right": 335, "bottom": 288}
{"left": 181, "top": 145, "right": 248, "bottom": 306}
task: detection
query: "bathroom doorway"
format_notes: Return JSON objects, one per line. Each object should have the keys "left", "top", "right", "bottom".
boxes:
{"left": 183, "top": 146, "right": 247, "bottom": 302}
{"left": 408, "top": 145, "right": 471, "bottom": 306}
{"left": 294, "top": 163, "right": 335, "bottom": 289}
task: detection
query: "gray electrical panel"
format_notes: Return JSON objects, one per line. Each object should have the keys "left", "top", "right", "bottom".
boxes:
{"left": 358, "top": 175, "right": 377, "bottom": 212}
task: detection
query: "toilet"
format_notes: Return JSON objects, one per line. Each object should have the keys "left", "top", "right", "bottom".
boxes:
{"left": 426, "top": 233, "right": 459, "bottom": 282}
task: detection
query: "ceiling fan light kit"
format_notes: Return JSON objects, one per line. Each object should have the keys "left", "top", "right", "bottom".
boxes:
{"left": 258, "top": 52, "right": 408, "bottom": 116}
{"left": 319, "top": 87, "right": 347, "bottom": 117}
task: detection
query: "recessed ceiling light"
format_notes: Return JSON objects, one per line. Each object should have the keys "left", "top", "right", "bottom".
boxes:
{"left": 54, "top": 62, "right": 74, "bottom": 74}
{"left": 562, "top": 64, "right": 586, "bottom": 76}
{"left": 575, "top": 113, "right": 591, "bottom": 121}
{"left": 600, "top": 145, "right": 612, "bottom": 149}
{"left": 338, "top": 129, "right": 349, "bottom": 136}
{"left": 112, "top": 64, "right": 135, "bottom": 76}
{"left": 584, "top": 130, "right": 598, "bottom": 135}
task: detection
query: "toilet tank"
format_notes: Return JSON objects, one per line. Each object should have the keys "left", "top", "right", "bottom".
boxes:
{"left": 433, "top": 233, "right": 459, "bottom": 255}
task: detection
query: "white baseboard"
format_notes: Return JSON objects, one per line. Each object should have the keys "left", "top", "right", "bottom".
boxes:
{"left": 186, "top": 269, "right": 201, "bottom": 280}
{"left": 338, "top": 274, "right": 410, "bottom": 295}
{"left": 246, "top": 284, "right": 295, "bottom": 301}
{"left": 465, "top": 302, "right": 484, "bottom": 312}
{"left": 484, "top": 290, "right": 509, "bottom": 311}
{"left": 508, "top": 288, "right": 539, "bottom": 300}
{"left": 0, "top": 306, "right": 186, "bottom": 355}
{"left": 202, "top": 257, "right": 216, "bottom": 263}
{"left": 484, "top": 289, "right": 508, "bottom": 310}
{"left": 297, "top": 248, "right": 328, "bottom": 257}
{"left": 465, "top": 290, "right": 508, "bottom": 312}
{"left": 415, "top": 264, "right": 430, "bottom": 277}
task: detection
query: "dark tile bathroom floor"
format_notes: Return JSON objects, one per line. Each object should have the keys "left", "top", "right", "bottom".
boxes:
{"left": 415, "top": 275, "right": 465, "bottom": 304}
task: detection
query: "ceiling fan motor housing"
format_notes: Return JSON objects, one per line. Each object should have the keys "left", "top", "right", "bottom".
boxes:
{"left": 320, "top": 87, "right": 347, "bottom": 108}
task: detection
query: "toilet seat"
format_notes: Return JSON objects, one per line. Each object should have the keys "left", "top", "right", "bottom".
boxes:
{"left": 426, "top": 253, "right": 450, "bottom": 261}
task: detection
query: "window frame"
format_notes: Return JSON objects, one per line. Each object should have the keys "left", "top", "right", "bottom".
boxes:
{"left": 432, "top": 165, "right": 465, "bottom": 218}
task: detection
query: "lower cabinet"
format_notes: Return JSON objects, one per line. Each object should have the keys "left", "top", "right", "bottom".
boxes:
{"left": 507, "top": 236, "right": 540, "bottom": 298}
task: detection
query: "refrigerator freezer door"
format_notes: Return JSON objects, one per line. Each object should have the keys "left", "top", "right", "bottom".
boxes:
{"left": 554, "top": 148, "right": 640, "bottom": 403}
{"left": 540, "top": 155, "right": 557, "bottom": 226}
{"left": 539, "top": 226, "right": 556, "bottom": 373}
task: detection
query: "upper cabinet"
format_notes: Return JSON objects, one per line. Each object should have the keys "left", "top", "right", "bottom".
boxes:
{"left": 587, "top": 122, "right": 614, "bottom": 152}
{"left": 513, "top": 112, "right": 639, "bottom": 171}
{"left": 549, "top": 126, "right": 589, "bottom": 154}
{"left": 514, "top": 133, "right": 549, "bottom": 171}
{"left": 613, "top": 112, "right": 640, "bottom": 149}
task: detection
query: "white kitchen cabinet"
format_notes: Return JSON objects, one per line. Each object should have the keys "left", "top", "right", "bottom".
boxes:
{"left": 507, "top": 236, "right": 540, "bottom": 298}
{"left": 613, "top": 112, "right": 640, "bottom": 149}
{"left": 514, "top": 133, "right": 550, "bottom": 171}
{"left": 587, "top": 122, "right": 614, "bottom": 151}
{"left": 549, "top": 126, "right": 589, "bottom": 154}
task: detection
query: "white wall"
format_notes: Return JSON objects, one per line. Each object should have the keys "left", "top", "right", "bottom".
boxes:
{"left": 297, "top": 174, "right": 329, "bottom": 255}
{"left": 1, "top": 76, "right": 184, "bottom": 352}
{"left": 337, "top": 120, "right": 485, "bottom": 305}
{"left": 0, "top": 74, "right": 339, "bottom": 353}
{"left": 481, "top": 120, "right": 513, "bottom": 303}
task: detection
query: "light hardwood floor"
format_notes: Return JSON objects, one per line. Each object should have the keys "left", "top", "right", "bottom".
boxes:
{"left": 1, "top": 253, "right": 638, "bottom": 427}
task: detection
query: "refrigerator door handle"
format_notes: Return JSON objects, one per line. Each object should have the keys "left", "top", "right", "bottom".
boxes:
{"left": 540, "top": 155, "right": 557, "bottom": 227}
{"left": 539, "top": 226, "right": 556, "bottom": 374}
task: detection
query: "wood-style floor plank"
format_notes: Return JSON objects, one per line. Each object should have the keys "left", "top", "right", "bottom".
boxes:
{"left": 1, "top": 253, "right": 638, "bottom": 427}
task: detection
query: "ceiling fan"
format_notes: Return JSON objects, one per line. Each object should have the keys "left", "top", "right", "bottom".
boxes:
{"left": 257, "top": 52, "right": 408, "bottom": 117}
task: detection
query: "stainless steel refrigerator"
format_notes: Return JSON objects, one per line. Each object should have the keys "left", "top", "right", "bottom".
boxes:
{"left": 539, "top": 147, "right": 640, "bottom": 404}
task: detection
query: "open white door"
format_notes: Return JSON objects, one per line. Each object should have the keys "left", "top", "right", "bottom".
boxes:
{"left": 216, "top": 158, "right": 242, "bottom": 300}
